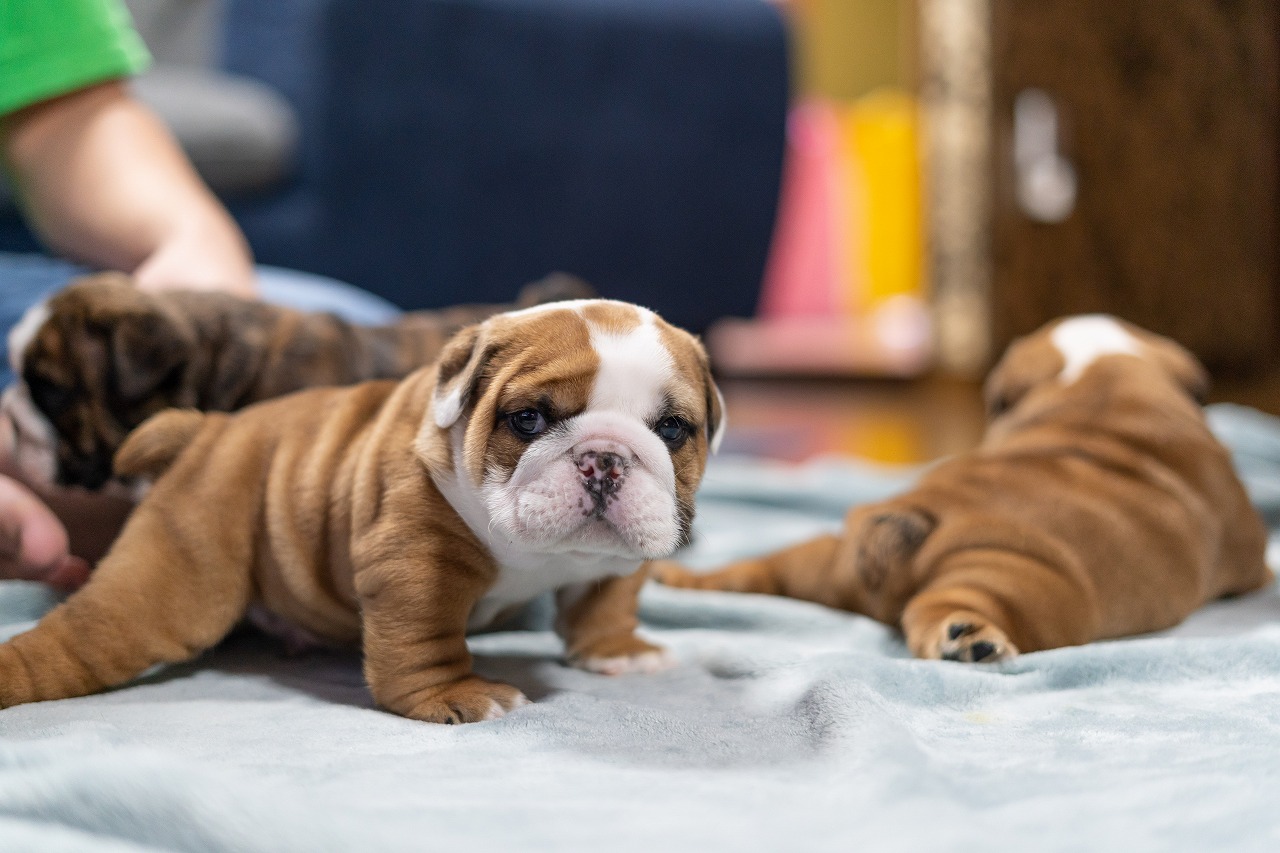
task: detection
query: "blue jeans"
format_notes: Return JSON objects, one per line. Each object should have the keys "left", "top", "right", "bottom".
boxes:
{"left": 0, "top": 253, "right": 403, "bottom": 388}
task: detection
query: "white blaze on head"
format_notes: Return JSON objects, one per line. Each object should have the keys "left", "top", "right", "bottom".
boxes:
{"left": 586, "top": 309, "right": 673, "bottom": 422}
{"left": 1051, "top": 315, "right": 1141, "bottom": 384}
{"left": 8, "top": 300, "right": 50, "bottom": 375}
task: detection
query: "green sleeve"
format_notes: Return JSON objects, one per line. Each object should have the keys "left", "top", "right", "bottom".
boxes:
{"left": 0, "top": 0, "right": 152, "bottom": 117}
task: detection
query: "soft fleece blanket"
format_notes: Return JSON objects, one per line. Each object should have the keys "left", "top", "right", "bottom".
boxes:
{"left": 2, "top": 404, "right": 1280, "bottom": 852}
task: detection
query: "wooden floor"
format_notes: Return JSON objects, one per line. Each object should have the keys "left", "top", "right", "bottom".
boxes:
{"left": 719, "top": 375, "right": 985, "bottom": 464}
{"left": 719, "top": 369, "right": 1280, "bottom": 465}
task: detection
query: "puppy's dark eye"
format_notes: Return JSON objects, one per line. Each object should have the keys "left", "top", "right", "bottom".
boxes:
{"left": 655, "top": 415, "right": 689, "bottom": 447}
{"left": 507, "top": 408, "right": 548, "bottom": 439}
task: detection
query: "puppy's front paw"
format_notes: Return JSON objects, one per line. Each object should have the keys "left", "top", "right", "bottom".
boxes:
{"left": 402, "top": 676, "right": 529, "bottom": 724}
{"left": 569, "top": 636, "right": 674, "bottom": 676}
{"left": 915, "top": 614, "right": 1019, "bottom": 664}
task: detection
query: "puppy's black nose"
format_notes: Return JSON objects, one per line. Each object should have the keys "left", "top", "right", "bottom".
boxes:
{"left": 578, "top": 451, "right": 624, "bottom": 482}
{"left": 61, "top": 451, "right": 112, "bottom": 490}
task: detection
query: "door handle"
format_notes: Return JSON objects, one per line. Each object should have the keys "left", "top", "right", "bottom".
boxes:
{"left": 1013, "top": 88, "right": 1077, "bottom": 223}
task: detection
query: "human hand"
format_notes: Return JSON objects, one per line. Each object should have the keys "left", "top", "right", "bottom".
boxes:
{"left": 132, "top": 211, "right": 258, "bottom": 299}
{"left": 0, "top": 474, "right": 91, "bottom": 593}
{"left": 0, "top": 412, "right": 115, "bottom": 593}
{"left": 0, "top": 413, "right": 140, "bottom": 590}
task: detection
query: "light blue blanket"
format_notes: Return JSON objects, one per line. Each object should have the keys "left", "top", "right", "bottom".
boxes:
{"left": 2, "top": 404, "right": 1279, "bottom": 852}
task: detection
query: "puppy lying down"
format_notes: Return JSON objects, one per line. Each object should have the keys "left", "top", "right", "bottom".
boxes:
{"left": 658, "top": 316, "right": 1269, "bottom": 662}
{"left": 0, "top": 300, "right": 722, "bottom": 722}
{"left": 2, "top": 271, "right": 591, "bottom": 491}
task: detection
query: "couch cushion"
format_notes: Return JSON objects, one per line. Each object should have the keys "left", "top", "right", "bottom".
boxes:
{"left": 131, "top": 65, "right": 298, "bottom": 196}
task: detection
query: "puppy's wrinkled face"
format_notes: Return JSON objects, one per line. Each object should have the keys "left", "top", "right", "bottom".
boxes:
{"left": 2, "top": 275, "right": 193, "bottom": 489}
{"left": 983, "top": 314, "right": 1210, "bottom": 428}
{"left": 425, "top": 300, "right": 724, "bottom": 561}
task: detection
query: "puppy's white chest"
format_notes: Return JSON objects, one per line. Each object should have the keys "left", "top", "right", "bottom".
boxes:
{"left": 469, "top": 549, "right": 638, "bottom": 631}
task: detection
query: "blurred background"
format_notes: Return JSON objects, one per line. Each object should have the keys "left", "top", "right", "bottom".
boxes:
{"left": 1, "top": 0, "right": 1275, "bottom": 464}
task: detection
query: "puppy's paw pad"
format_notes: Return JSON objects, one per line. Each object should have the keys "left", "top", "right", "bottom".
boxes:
{"left": 577, "top": 648, "right": 676, "bottom": 676}
{"left": 933, "top": 618, "right": 1018, "bottom": 664}
{"left": 406, "top": 678, "right": 529, "bottom": 724}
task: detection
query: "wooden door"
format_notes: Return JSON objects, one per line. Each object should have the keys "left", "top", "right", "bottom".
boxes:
{"left": 986, "top": 0, "right": 1278, "bottom": 373}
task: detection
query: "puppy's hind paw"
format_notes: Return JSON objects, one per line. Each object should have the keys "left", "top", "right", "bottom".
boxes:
{"left": 918, "top": 615, "right": 1019, "bottom": 664}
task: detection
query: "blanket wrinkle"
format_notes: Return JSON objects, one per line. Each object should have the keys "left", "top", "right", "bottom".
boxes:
{"left": 0, "top": 404, "right": 1279, "bottom": 850}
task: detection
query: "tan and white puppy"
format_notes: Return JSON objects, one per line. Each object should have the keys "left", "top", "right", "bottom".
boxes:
{"left": 658, "top": 315, "right": 1269, "bottom": 662}
{"left": 1, "top": 272, "right": 591, "bottom": 491}
{"left": 0, "top": 299, "right": 723, "bottom": 722}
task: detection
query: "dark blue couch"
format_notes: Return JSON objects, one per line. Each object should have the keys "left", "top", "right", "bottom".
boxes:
{"left": 5, "top": 0, "right": 790, "bottom": 331}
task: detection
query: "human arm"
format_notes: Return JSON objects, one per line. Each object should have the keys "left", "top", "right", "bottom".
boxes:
{"left": 0, "top": 81, "right": 256, "bottom": 296}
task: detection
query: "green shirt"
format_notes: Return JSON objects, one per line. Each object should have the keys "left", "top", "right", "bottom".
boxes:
{"left": 0, "top": 0, "right": 151, "bottom": 116}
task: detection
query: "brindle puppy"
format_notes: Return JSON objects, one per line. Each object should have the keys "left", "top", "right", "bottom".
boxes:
{"left": 2, "top": 272, "right": 591, "bottom": 490}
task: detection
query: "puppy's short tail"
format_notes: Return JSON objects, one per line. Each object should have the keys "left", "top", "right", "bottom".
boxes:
{"left": 114, "top": 409, "right": 207, "bottom": 480}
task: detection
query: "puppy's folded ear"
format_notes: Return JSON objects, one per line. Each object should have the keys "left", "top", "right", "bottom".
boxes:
{"left": 432, "top": 324, "right": 492, "bottom": 429}
{"left": 982, "top": 335, "right": 1065, "bottom": 420}
{"left": 703, "top": 363, "right": 726, "bottom": 454}
{"left": 1141, "top": 335, "right": 1211, "bottom": 404}
{"left": 110, "top": 307, "right": 195, "bottom": 402}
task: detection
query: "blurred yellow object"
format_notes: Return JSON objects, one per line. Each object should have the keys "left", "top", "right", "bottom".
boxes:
{"left": 839, "top": 412, "right": 923, "bottom": 466}
{"left": 841, "top": 89, "right": 925, "bottom": 314}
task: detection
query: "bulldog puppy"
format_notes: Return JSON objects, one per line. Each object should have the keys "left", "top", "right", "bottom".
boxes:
{"left": 657, "top": 316, "right": 1269, "bottom": 662}
{"left": 2, "top": 271, "right": 592, "bottom": 490}
{"left": 0, "top": 299, "right": 723, "bottom": 722}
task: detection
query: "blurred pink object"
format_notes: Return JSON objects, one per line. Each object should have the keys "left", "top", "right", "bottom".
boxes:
{"left": 758, "top": 101, "right": 846, "bottom": 319}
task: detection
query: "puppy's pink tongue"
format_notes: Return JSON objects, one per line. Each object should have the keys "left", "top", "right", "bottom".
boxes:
{"left": 0, "top": 474, "right": 74, "bottom": 584}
